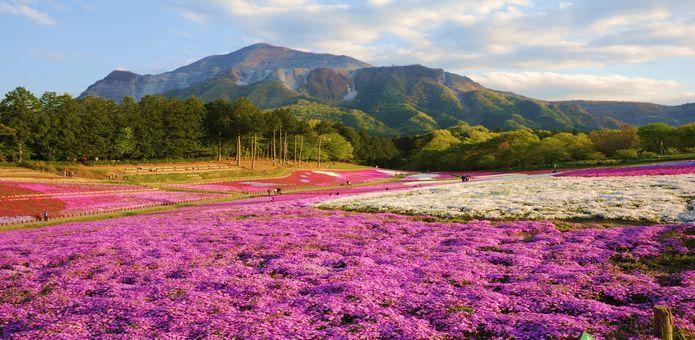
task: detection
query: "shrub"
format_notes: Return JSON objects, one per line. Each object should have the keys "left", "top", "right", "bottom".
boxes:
{"left": 614, "top": 149, "right": 639, "bottom": 159}
{"left": 665, "top": 147, "right": 680, "bottom": 155}
{"left": 639, "top": 151, "right": 658, "bottom": 158}
{"left": 584, "top": 152, "right": 606, "bottom": 161}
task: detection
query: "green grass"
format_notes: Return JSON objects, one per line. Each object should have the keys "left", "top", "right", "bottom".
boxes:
{"left": 122, "top": 168, "right": 288, "bottom": 185}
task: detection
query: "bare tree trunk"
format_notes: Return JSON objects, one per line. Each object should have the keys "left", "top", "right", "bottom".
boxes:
{"left": 284, "top": 131, "right": 288, "bottom": 164}
{"left": 217, "top": 132, "right": 222, "bottom": 161}
{"left": 317, "top": 135, "right": 322, "bottom": 168}
{"left": 236, "top": 132, "right": 241, "bottom": 167}
{"left": 299, "top": 135, "right": 304, "bottom": 165}
{"left": 278, "top": 127, "right": 283, "bottom": 166}
{"left": 251, "top": 133, "right": 256, "bottom": 170}
{"left": 272, "top": 128, "right": 276, "bottom": 165}
{"left": 293, "top": 135, "right": 297, "bottom": 164}
{"left": 19, "top": 143, "right": 24, "bottom": 162}
{"left": 653, "top": 305, "right": 674, "bottom": 340}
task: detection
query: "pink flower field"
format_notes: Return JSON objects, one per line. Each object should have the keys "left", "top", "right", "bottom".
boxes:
{"left": 559, "top": 160, "right": 695, "bottom": 177}
{"left": 0, "top": 181, "right": 143, "bottom": 197}
{"left": 1, "top": 191, "right": 692, "bottom": 338}
{"left": 56, "top": 190, "right": 225, "bottom": 215}
{"left": 0, "top": 180, "right": 224, "bottom": 223}
{"left": 172, "top": 169, "right": 396, "bottom": 193}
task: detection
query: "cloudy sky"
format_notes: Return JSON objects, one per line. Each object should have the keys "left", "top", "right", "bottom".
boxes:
{"left": 1, "top": 0, "right": 694, "bottom": 104}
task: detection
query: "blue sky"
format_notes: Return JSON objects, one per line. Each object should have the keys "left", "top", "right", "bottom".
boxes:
{"left": 1, "top": 0, "right": 694, "bottom": 104}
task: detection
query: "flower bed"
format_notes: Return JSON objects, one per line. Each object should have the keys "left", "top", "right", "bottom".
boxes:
{"left": 0, "top": 184, "right": 224, "bottom": 222}
{"left": 559, "top": 160, "right": 695, "bottom": 177}
{"left": 55, "top": 190, "right": 225, "bottom": 216}
{"left": 173, "top": 169, "right": 394, "bottom": 193}
{"left": 0, "top": 181, "right": 143, "bottom": 197}
{"left": 0, "top": 183, "right": 37, "bottom": 197}
{"left": 0, "top": 196, "right": 692, "bottom": 338}
{"left": 0, "top": 197, "right": 66, "bottom": 223}
{"left": 319, "top": 174, "right": 695, "bottom": 223}
{"left": 402, "top": 172, "right": 458, "bottom": 181}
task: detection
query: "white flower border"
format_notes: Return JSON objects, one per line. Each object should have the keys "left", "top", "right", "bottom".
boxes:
{"left": 318, "top": 174, "right": 695, "bottom": 223}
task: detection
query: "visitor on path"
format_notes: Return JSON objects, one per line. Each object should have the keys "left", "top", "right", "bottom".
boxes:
{"left": 43, "top": 211, "right": 48, "bottom": 221}
{"left": 277, "top": 188, "right": 282, "bottom": 195}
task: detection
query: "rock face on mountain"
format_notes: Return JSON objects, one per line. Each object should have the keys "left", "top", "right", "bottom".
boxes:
{"left": 303, "top": 68, "right": 352, "bottom": 101}
{"left": 81, "top": 43, "right": 370, "bottom": 101}
{"left": 82, "top": 43, "right": 694, "bottom": 135}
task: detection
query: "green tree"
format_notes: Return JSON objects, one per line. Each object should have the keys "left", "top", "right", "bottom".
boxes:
{"left": 113, "top": 127, "right": 136, "bottom": 159}
{"left": 494, "top": 130, "right": 540, "bottom": 168}
{"left": 163, "top": 97, "right": 205, "bottom": 158}
{"left": 230, "top": 97, "right": 258, "bottom": 166}
{"left": 136, "top": 96, "right": 167, "bottom": 159}
{"left": 538, "top": 136, "right": 570, "bottom": 165}
{"left": 590, "top": 126, "right": 639, "bottom": 156}
{"left": 323, "top": 132, "right": 354, "bottom": 161}
{"left": 638, "top": 123, "right": 677, "bottom": 155}
{"left": 676, "top": 123, "right": 695, "bottom": 151}
{"left": 551, "top": 132, "right": 593, "bottom": 160}
{"left": 38, "top": 92, "right": 81, "bottom": 160}
{"left": 205, "top": 99, "right": 234, "bottom": 161}
{"left": 0, "top": 87, "right": 41, "bottom": 161}
{"left": 78, "top": 96, "right": 117, "bottom": 160}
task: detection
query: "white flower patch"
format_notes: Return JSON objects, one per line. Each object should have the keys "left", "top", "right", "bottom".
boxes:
{"left": 318, "top": 174, "right": 695, "bottom": 223}
{"left": 313, "top": 171, "right": 342, "bottom": 177}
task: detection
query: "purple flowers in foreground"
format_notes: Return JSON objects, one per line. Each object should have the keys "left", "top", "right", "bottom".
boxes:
{"left": 0, "top": 196, "right": 693, "bottom": 338}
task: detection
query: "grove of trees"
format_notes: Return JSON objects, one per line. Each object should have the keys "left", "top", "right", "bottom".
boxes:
{"left": 392, "top": 122, "right": 695, "bottom": 170}
{"left": 1, "top": 87, "right": 692, "bottom": 171}
{"left": 0, "top": 87, "right": 398, "bottom": 166}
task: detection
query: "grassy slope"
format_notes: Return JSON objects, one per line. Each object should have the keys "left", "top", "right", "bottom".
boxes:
{"left": 278, "top": 100, "right": 396, "bottom": 136}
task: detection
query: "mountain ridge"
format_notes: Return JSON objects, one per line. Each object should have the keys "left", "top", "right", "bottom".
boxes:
{"left": 81, "top": 43, "right": 694, "bottom": 135}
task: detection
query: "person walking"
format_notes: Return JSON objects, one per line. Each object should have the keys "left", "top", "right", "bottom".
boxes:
{"left": 43, "top": 211, "right": 48, "bottom": 221}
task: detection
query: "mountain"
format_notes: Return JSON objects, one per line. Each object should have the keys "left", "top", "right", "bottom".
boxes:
{"left": 278, "top": 100, "right": 395, "bottom": 136}
{"left": 81, "top": 43, "right": 370, "bottom": 101}
{"left": 81, "top": 43, "right": 694, "bottom": 135}
{"left": 552, "top": 101, "right": 695, "bottom": 127}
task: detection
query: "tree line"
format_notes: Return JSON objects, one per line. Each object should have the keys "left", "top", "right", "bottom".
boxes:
{"left": 391, "top": 122, "right": 695, "bottom": 170}
{"left": 0, "top": 87, "right": 397, "bottom": 167}
{"left": 1, "top": 87, "right": 692, "bottom": 171}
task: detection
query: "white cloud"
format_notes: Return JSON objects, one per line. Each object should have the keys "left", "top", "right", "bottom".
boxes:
{"left": 0, "top": 1, "right": 56, "bottom": 26}
{"left": 176, "top": 0, "right": 695, "bottom": 70}
{"left": 470, "top": 72, "right": 695, "bottom": 105}
{"left": 168, "top": 0, "right": 695, "bottom": 104}
{"left": 32, "top": 50, "right": 66, "bottom": 60}
{"left": 174, "top": 8, "right": 207, "bottom": 24}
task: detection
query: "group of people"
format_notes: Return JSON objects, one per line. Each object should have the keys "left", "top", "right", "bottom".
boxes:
{"left": 461, "top": 175, "right": 472, "bottom": 182}
{"left": 267, "top": 188, "right": 283, "bottom": 196}
{"left": 35, "top": 211, "right": 49, "bottom": 222}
